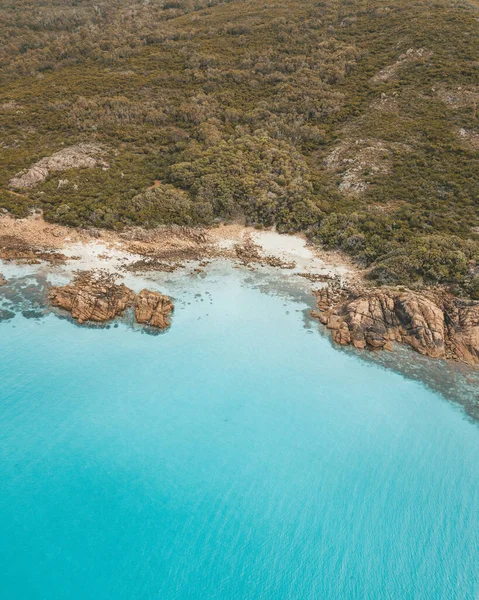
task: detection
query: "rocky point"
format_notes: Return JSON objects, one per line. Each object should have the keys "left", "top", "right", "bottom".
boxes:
{"left": 311, "top": 284, "right": 479, "bottom": 366}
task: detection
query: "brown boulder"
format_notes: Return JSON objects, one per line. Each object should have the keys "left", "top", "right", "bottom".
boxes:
{"left": 311, "top": 284, "right": 479, "bottom": 366}
{"left": 394, "top": 293, "right": 445, "bottom": 358}
{"left": 135, "top": 289, "right": 174, "bottom": 329}
{"left": 445, "top": 301, "right": 479, "bottom": 365}
{"left": 49, "top": 271, "right": 175, "bottom": 330}
{"left": 49, "top": 271, "right": 135, "bottom": 324}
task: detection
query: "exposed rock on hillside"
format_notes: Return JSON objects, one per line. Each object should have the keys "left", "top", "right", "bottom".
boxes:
{"left": 9, "top": 144, "right": 107, "bottom": 189}
{"left": 135, "top": 289, "right": 174, "bottom": 329}
{"left": 311, "top": 284, "right": 479, "bottom": 365}
{"left": 457, "top": 128, "right": 479, "bottom": 150}
{"left": 435, "top": 84, "right": 479, "bottom": 109}
{"left": 324, "top": 139, "right": 409, "bottom": 194}
{"left": 49, "top": 271, "right": 174, "bottom": 329}
{"left": 372, "top": 48, "right": 432, "bottom": 82}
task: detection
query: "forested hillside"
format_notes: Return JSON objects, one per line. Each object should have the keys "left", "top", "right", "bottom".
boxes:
{"left": 1, "top": 0, "right": 478, "bottom": 295}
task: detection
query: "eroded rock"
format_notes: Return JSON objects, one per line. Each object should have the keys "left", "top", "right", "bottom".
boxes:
{"left": 324, "top": 138, "right": 410, "bottom": 195}
{"left": 234, "top": 235, "right": 296, "bottom": 268}
{"left": 311, "top": 284, "right": 479, "bottom": 365}
{"left": 49, "top": 271, "right": 135, "bottom": 324}
{"left": 49, "top": 271, "right": 174, "bottom": 329}
{"left": 445, "top": 300, "right": 479, "bottom": 365}
{"left": 9, "top": 144, "right": 107, "bottom": 189}
{"left": 0, "top": 235, "right": 67, "bottom": 264}
{"left": 135, "top": 289, "right": 174, "bottom": 329}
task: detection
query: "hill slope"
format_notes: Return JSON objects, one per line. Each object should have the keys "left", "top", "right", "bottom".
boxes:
{"left": 1, "top": 0, "right": 478, "bottom": 295}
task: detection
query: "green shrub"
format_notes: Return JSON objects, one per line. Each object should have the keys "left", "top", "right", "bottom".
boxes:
{"left": 368, "top": 235, "right": 479, "bottom": 286}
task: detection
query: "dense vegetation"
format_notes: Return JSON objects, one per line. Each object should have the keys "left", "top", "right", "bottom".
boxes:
{"left": 1, "top": 0, "right": 478, "bottom": 295}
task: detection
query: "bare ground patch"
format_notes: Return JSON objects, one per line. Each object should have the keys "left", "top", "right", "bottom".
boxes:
{"left": 325, "top": 138, "right": 410, "bottom": 195}
{"left": 372, "top": 48, "right": 432, "bottom": 83}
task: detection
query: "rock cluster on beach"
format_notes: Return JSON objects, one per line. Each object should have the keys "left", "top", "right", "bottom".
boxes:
{"left": 0, "top": 235, "right": 67, "bottom": 264}
{"left": 311, "top": 284, "right": 479, "bottom": 365}
{"left": 49, "top": 271, "right": 173, "bottom": 329}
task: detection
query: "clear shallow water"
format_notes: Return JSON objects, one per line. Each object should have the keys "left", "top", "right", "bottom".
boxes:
{"left": 0, "top": 268, "right": 478, "bottom": 599}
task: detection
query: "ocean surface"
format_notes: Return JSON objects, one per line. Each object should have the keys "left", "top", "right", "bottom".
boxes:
{"left": 0, "top": 265, "right": 478, "bottom": 599}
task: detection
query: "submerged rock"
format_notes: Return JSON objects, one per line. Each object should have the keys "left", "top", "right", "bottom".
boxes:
{"left": 49, "top": 271, "right": 174, "bottom": 329}
{"left": 135, "top": 289, "right": 174, "bottom": 329}
{"left": 49, "top": 271, "right": 135, "bottom": 324}
{"left": 312, "top": 284, "right": 479, "bottom": 366}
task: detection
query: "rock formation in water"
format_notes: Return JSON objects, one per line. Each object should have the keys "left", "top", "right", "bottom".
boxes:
{"left": 135, "top": 289, "right": 174, "bottom": 329}
{"left": 0, "top": 273, "right": 6, "bottom": 286}
{"left": 49, "top": 271, "right": 174, "bottom": 329}
{"left": 311, "top": 284, "right": 479, "bottom": 366}
{"left": 50, "top": 271, "right": 136, "bottom": 324}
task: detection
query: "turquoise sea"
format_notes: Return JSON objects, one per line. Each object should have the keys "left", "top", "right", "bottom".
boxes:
{"left": 0, "top": 266, "right": 478, "bottom": 599}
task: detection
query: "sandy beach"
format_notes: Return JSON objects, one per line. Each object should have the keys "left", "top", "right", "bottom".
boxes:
{"left": 0, "top": 213, "right": 358, "bottom": 285}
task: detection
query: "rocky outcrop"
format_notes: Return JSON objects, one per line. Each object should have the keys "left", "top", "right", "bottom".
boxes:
{"left": 0, "top": 273, "right": 6, "bottom": 286}
{"left": 311, "top": 284, "right": 479, "bottom": 366}
{"left": 324, "top": 138, "right": 410, "bottom": 195}
{"left": 50, "top": 271, "right": 135, "bottom": 324}
{"left": 372, "top": 48, "right": 432, "bottom": 83}
{"left": 135, "top": 289, "right": 174, "bottom": 329}
{"left": 0, "top": 235, "right": 67, "bottom": 264}
{"left": 49, "top": 271, "right": 174, "bottom": 329}
{"left": 444, "top": 299, "right": 479, "bottom": 365}
{"left": 234, "top": 235, "right": 296, "bottom": 268}
{"left": 9, "top": 143, "right": 107, "bottom": 189}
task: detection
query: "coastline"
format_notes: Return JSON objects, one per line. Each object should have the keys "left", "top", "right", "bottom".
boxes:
{"left": 0, "top": 213, "right": 357, "bottom": 280}
{"left": 0, "top": 213, "right": 478, "bottom": 368}
{"left": 1, "top": 215, "right": 479, "bottom": 420}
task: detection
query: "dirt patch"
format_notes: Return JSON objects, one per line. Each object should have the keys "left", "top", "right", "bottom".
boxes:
{"left": 0, "top": 214, "right": 86, "bottom": 248}
{"left": 435, "top": 84, "right": 479, "bottom": 110}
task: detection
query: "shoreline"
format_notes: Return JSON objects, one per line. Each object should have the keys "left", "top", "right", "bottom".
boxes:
{"left": 0, "top": 213, "right": 478, "bottom": 368}
{"left": 0, "top": 213, "right": 358, "bottom": 279}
